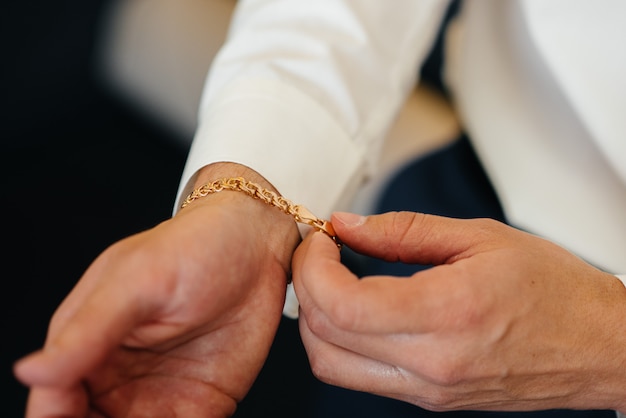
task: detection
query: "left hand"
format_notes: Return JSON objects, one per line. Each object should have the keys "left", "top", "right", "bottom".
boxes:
{"left": 13, "top": 178, "right": 299, "bottom": 418}
{"left": 292, "top": 211, "right": 626, "bottom": 412}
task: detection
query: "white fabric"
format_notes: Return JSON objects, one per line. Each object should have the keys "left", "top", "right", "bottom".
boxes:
{"left": 175, "top": 0, "right": 450, "bottom": 217}
{"left": 447, "top": 1, "right": 626, "bottom": 274}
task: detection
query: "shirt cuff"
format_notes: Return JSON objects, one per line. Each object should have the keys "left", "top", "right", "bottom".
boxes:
{"left": 174, "top": 78, "right": 366, "bottom": 218}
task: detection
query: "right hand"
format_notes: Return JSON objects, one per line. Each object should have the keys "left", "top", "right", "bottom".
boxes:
{"left": 293, "top": 211, "right": 626, "bottom": 412}
{"left": 14, "top": 164, "right": 300, "bottom": 418}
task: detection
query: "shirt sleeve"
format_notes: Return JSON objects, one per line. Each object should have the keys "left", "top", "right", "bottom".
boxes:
{"left": 174, "top": 0, "right": 451, "bottom": 218}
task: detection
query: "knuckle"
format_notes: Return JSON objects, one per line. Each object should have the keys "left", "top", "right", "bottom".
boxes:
{"left": 467, "top": 217, "right": 506, "bottom": 240}
{"left": 307, "top": 351, "right": 334, "bottom": 383}
{"left": 327, "top": 300, "right": 361, "bottom": 331}
{"left": 393, "top": 211, "right": 426, "bottom": 242}
{"left": 421, "top": 390, "right": 459, "bottom": 412}
{"left": 305, "top": 309, "right": 334, "bottom": 337}
{"left": 429, "top": 362, "right": 464, "bottom": 387}
{"left": 312, "top": 286, "right": 365, "bottom": 332}
{"left": 416, "top": 354, "right": 468, "bottom": 388}
{"left": 380, "top": 211, "right": 428, "bottom": 261}
{"left": 305, "top": 300, "right": 362, "bottom": 340}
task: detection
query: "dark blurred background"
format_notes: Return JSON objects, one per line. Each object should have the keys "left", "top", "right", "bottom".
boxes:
{"left": 1, "top": 0, "right": 460, "bottom": 415}
{"left": 2, "top": 1, "right": 186, "bottom": 415}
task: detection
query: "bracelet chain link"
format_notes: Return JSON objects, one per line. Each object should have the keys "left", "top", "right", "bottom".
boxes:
{"left": 181, "top": 177, "right": 341, "bottom": 248}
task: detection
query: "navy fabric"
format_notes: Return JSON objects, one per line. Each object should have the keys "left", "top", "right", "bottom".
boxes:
{"left": 300, "top": 136, "right": 615, "bottom": 418}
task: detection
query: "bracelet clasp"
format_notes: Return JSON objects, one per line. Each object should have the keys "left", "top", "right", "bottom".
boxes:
{"left": 294, "top": 206, "right": 342, "bottom": 249}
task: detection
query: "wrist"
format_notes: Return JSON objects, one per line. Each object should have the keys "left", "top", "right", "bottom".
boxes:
{"left": 608, "top": 274, "right": 626, "bottom": 412}
{"left": 182, "top": 162, "right": 302, "bottom": 268}
{"left": 191, "top": 162, "right": 277, "bottom": 192}
{"left": 587, "top": 272, "right": 626, "bottom": 412}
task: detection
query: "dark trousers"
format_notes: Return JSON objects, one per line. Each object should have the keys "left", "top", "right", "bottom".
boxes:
{"left": 298, "top": 135, "right": 614, "bottom": 418}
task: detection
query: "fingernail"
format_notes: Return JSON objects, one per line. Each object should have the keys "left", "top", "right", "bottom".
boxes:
{"left": 333, "top": 212, "right": 365, "bottom": 227}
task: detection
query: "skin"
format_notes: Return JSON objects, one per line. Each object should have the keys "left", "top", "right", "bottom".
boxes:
{"left": 14, "top": 164, "right": 626, "bottom": 416}
{"left": 293, "top": 211, "right": 626, "bottom": 413}
{"left": 13, "top": 163, "right": 300, "bottom": 418}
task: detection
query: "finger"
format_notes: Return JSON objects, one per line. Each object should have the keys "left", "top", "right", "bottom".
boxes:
{"left": 298, "top": 309, "right": 402, "bottom": 392}
{"left": 298, "top": 309, "right": 439, "bottom": 408}
{"left": 294, "top": 231, "right": 474, "bottom": 334}
{"left": 24, "top": 385, "right": 88, "bottom": 418}
{"left": 331, "top": 211, "right": 503, "bottom": 265}
{"left": 294, "top": 239, "right": 467, "bottom": 372}
{"left": 14, "top": 273, "right": 150, "bottom": 388}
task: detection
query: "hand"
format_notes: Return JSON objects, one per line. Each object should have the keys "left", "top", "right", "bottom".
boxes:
{"left": 14, "top": 164, "right": 300, "bottom": 417}
{"left": 293, "top": 211, "right": 626, "bottom": 412}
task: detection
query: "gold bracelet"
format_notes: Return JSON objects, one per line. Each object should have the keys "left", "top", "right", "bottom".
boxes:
{"left": 181, "top": 177, "right": 341, "bottom": 248}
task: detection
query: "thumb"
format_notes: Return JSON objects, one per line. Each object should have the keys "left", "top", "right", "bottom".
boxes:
{"left": 331, "top": 211, "right": 498, "bottom": 266}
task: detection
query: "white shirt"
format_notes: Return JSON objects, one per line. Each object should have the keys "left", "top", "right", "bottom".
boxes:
{"left": 174, "top": 2, "right": 626, "bottom": 411}
{"left": 176, "top": 0, "right": 626, "bottom": 271}
{"left": 176, "top": 0, "right": 625, "bottom": 269}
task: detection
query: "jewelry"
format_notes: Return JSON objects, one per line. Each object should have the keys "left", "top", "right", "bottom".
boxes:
{"left": 181, "top": 177, "right": 341, "bottom": 248}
